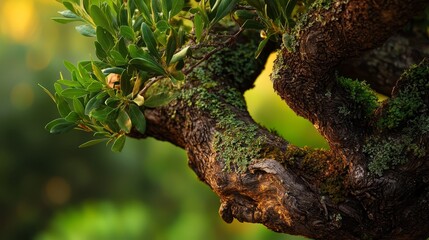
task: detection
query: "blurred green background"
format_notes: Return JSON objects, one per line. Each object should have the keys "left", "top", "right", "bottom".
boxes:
{"left": 0, "top": 0, "right": 327, "bottom": 239}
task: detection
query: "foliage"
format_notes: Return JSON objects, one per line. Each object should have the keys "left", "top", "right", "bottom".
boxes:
{"left": 44, "top": 0, "right": 319, "bottom": 151}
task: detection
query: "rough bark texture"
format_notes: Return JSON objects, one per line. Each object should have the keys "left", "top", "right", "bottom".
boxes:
{"left": 129, "top": 1, "right": 429, "bottom": 239}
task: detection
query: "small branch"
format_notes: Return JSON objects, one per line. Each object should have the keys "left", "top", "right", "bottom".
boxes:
{"left": 183, "top": 28, "right": 244, "bottom": 75}
{"left": 138, "top": 75, "right": 164, "bottom": 97}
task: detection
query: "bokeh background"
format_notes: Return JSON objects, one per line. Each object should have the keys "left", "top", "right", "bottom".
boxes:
{"left": 0, "top": 0, "right": 328, "bottom": 239}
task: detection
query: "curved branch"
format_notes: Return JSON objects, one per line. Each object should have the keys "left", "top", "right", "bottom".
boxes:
{"left": 126, "top": 2, "right": 429, "bottom": 239}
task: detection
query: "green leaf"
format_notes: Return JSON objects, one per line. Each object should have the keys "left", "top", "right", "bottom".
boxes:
{"left": 38, "top": 84, "right": 56, "bottom": 103}
{"left": 85, "top": 94, "right": 104, "bottom": 115}
{"left": 86, "top": 81, "right": 104, "bottom": 92}
{"left": 211, "top": 0, "right": 238, "bottom": 25}
{"left": 57, "top": 79, "right": 82, "bottom": 88}
{"left": 90, "top": 5, "right": 112, "bottom": 33}
{"left": 119, "top": 25, "right": 135, "bottom": 41}
{"left": 129, "top": 54, "right": 166, "bottom": 75}
{"left": 95, "top": 41, "right": 108, "bottom": 60}
{"left": 102, "top": 67, "right": 126, "bottom": 75}
{"left": 133, "top": 0, "right": 152, "bottom": 25}
{"left": 65, "top": 111, "right": 80, "bottom": 122}
{"left": 92, "top": 62, "right": 106, "bottom": 83}
{"left": 128, "top": 44, "right": 145, "bottom": 58}
{"left": 61, "top": 88, "right": 89, "bottom": 98}
{"left": 52, "top": 17, "right": 82, "bottom": 24}
{"left": 170, "top": 46, "right": 189, "bottom": 64}
{"left": 165, "top": 31, "right": 177, "bottom": 65}
{"left": 75, "top": 24, "right": 96, "bottom": 37}
{"left": 56, "top": 94, "right": 71, "bottom": 117}
{"left": 169, "top": 0, "right": 184, "bottom": 17}
{"left": 155, "top": 20, "right": 170, "bottom": 33}
{"left": 46, "top": 118, "right": 77, "bottom": 134}
{"left": 73, "top": 98, "right": 85, "bottom": 116}
{"left": 96, "top": 27, "right": 115, "bottom": 52}
{"left": 111, "top": 134, "right": 126, "bottom": 152}
{"left": 90, "top": 106, "right": 117, "bottom": 122}
{"left": 109, "top": 50, "right": 128, "bottom": 65}
{"left": 116, "top": 109, "right": 132, "bottom": 133}
{"left": 128, "top": 104, "right": 146, "bottom": 134}
{"left": 194, "top": 13, "right": 204, "bottom": 42}
{"left": 144, "top": 92, "right": 177, "bottom": 108}
{"left": 141, "top": 22, "right": 160, "bottom": 59}
{"left": 79, "top": 138, "right": 109, "bottom": 148}
{"left": 58, "top": 9, "right": 79, "bottom": 18}
{"left": 255, "top": 37, "right": 269, "bottom": 58}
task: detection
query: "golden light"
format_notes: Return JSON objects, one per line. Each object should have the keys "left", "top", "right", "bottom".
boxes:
{"left": 1, "top": 0, "right": 39, "bottom": 43}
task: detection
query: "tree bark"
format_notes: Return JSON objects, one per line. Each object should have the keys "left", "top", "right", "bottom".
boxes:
{"left": 129, "top": 1, "right": 429, "bottom": 239}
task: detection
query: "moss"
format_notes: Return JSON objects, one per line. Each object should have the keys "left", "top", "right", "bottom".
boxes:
{"left": 364, "top": 60, "right": 429, "bottom": 176}
{"left": 195, "top": 86, "right": 266, "bottom": 172}
{"left": 337, "top": 76, "right": 378, "bottom": 120}
{"left": 180, "top": 41, "right": 269, "bottom": 172}
{"left": 364, "top": 124, "right": 427, "bottom": 176}
{"left": 377, "top": 62, "right": 429, "bottom": 129}
{"left": 283, "top": 145, "right": 347, "bottom": 203}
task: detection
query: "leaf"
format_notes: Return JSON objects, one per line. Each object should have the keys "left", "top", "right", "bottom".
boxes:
{"left": 169, "top": 0, "right": 184, "bottom": 17}
{"left": 194, "top": 13, "right": 204, "bottom": 42}
{"left": 133, "top": 0, "right": 152, "bottom": 24}
{"left": 90, "top": 5, "right": 112, "bottom": 33}
{"left": 116, "top": 109, "right": 132, "bottom": 133}
{"left": 141, "top": 22, "right": 160, "bottom": 59}
{"left": 38, "top": 84, "right": 56, "bottom": 103}
{"left": 102, "top": 67, "right": 126, "bottom": 75}
{"left": 61, "top": 88, "right": 88, "bottom": 98}
{"left": 128, "top": 104, "right": 146, "bottom": 134}
{"left": 85, "top": 94, "right": 104, "bottom": 115}
{"left": 128, "top": 44, "right": 145, "bottom": 58}
{"left": 73, "top": 98, "right": 85, "bottom": 116}
{"left": 129, "top": 55, "right": 166, "bottom": 75}
{"left": 58, "top": 9, "right": 79, "bottom": 18}
{"left": 86, "top": 81, "right": 104, "bottom": 92}
{"left": 45, "top": 118, "right": 77, "bottom": 134}
{"left": 111, "top": 134, "right": 126, "bottom": 152}
{"left": 211, "top": 0, "right": 238, "bottom": 24}
{"left": 95, "top": 41, "right": 108, "bottom": 60}
{"left": 109, "top": 50, "right": 128, "bottom": 65}
{"left": 65, "top": 111, "right": 80, "bottom": 122}
{"left": 79, "top": 138, "right": 109, "bottom": 148}
{"left": 75, "top": 24, "right": 96, "bottom": 37}
{"left": 57, "top": 79, "right": 82, "bottom": 88}
{"left": 92, "top": 62, "right": 106, "bottom": 83}
{"left": 170, "top": 46, "right": 189, "bottom": 64}
{"left": 96, "top": 27, "right": 115, "bottom": 52}
{"left": 52, "top": 17, "right": 82, "bottom": 24}
{"left": 90, "top": 106, "right": 117, "bottom": 122}
{"left": 56, "top": 94, "right": 71, "bottom": 117}
{"left": 165, "top": 31, "right": 177, "bottom": 65}
{"left": 255, "top": 37, "right": 269, "bottom": 58}
{"left": 119, "top": 25, "right": 135, "bottom": 41}
{"left": 144, "top": 92, "right": 177, "bottom": 108}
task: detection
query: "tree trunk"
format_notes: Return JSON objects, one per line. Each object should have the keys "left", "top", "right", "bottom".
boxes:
{"left": 129, "top": 0, "right": 429, "bottom": 239}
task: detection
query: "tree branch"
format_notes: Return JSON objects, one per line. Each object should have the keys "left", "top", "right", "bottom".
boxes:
{"left": 126, "top": 1, "right": 429, "bottom": 239}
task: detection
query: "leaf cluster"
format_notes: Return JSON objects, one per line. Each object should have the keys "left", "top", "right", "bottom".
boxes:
{"left": 44, "top": 0, "right": 318, "bottom": 151}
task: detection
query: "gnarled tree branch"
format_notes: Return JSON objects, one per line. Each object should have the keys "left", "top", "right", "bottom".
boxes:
{"left": 128, "top": 1, "right": 429, "bottom": 239}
